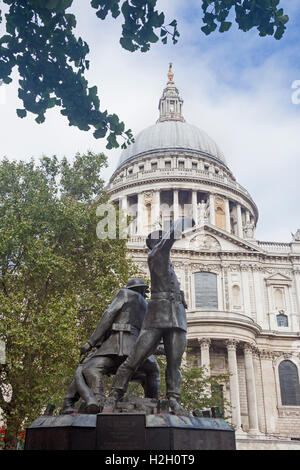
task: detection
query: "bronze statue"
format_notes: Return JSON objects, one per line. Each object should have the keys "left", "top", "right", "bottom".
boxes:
{"left": 109, "top": 218, "right": 194, "bottom": 414}
{"left": 61, "top": 278, "right": 160, "bottom": 414}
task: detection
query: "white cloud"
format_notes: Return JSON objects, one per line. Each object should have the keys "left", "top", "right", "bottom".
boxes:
{"left": 0, "top": 0, "right": 299, "bottom": 242}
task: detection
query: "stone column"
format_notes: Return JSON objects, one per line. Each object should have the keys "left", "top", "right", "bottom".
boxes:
{"left": 173, "top": 189, "right": 179, "bottom": 221}
{"left": 151, "top": 190, "right": 160, "bottom": 229}
{"left": 209, "top": 194, "right": 215, "bottom": 225}
{"left": 253, "top": 348, "right": 265, "bottom": 433}
{"left": 225, "top": 199, "right": 231, "bottom": 233}
{"left": 137, "top": 192, "right": 144, "bottom": 235}
{"left": 192, "top": 190, "right": 197, "bottom": 222}
{"left": 199, "top": 338, "right": 211, "bottom": 397}
{"left": 226, "top": 339, "right": 243, "bottom": 433}
{"left": 259, "top": 350, "right": 278, "bottom": 434}
{"left": 120, "top": 195, "right": 128, "bottom": 213}
{"left": 198, "top": 338, "right": 211, "bottom": 376}
{"left": 294, "top": 271, "right": 300, "bottom": 327}
{"left": 243, "top": 343, "right": 260, "bottom": 434}
{"left": 252, "top": 221, "right": 256, "bottom": 240}
{"left": 236, "top": 203, "right": 243, "bottom": 238}
{"left": 119, "top": 195, "right": 128, "bottom": 238}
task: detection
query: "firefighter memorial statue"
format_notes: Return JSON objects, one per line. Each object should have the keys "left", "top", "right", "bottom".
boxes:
{"left": 109, "top": 218, "right": 194, "bottom": 415}
{"left": 61, "top": 278, "right": 160, "bottom": 414}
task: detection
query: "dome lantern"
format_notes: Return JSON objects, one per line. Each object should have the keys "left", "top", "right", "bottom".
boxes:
{"left": 158, "top": 63, "right": 184, "bottom": 123}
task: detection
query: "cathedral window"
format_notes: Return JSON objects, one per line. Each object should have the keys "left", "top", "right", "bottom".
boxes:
{"left": 194, "top": 272, "right": 218, "bottom": 309}
{"left": 128, "top": 168, "right": 133, "bottom": 175}
{"left": 139, "top": 165, "right": 144, "bottom": 172}
{"left": 151, "top": 162, "right": 158, "bottom": 170}
{"left": 192, "top": 162, "right": 198, "bottom": 170}
{"left": 279, "top": 360, "right": 300, "bottom": 406}
{"left": 277, "top": 312, "right": 288, "bottom": 327}
{"left": 165, "top": 161, "right": 171, "bottom": 169}
{"left": 178, "top": 161, "right": 185, "bottom": 169}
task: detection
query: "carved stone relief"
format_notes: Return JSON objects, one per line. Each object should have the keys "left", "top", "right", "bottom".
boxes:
{"left": 189, "top": 234, "right": 221, "bottom": 250}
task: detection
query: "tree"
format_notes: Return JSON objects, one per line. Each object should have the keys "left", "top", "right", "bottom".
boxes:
{"left": 0, "top": 1, "right": 288, "bottom": 149}
{"left": 0, "top": 153, "right": 136, "bottom": 449}
{"left": 156, "top": 354, "right": 231, "bottom": 418}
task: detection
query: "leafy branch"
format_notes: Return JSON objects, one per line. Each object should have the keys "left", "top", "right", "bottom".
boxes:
{"left": 0, "top": 0, "right": 288, "bottom": 150}
{"left": 201, "top": 0, "right": 289, "bottom": 39}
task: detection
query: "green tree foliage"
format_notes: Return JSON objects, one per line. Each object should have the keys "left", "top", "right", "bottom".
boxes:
{"left": 157, "top": 355, "right": 231, "bottom": 418}
{"left": 124, "top": 354, "right": 231, "bottom": 419}
{"left": 0, "top": 153, "right": 136, "bottom": 448}
{"left": 0, "top": 1, "right": 287, "bottom": 148}
{"left": 201, "top": 0, "right": 289, "bottom": 39}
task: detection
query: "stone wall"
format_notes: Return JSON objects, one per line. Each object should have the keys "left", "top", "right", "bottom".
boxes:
{"left": 236, "top": 438, "right": 300, "bottom": 450}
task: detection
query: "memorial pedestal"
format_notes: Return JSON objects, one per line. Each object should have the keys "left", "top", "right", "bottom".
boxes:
{"left": 25, "top": 413, "right": 235, "bottom": 450}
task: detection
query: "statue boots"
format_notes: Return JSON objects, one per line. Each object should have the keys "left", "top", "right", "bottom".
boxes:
{"left": 102, "top": 389, "right": 123, "bottom": 413}
{"left": 168, "top": 396, "right": 188, "bottom": 416}
{"left": 61, "top": 396, "right": 77, "bottom": 415}
{"left": 60, "top": 380, "right": 79, "bottom": 414}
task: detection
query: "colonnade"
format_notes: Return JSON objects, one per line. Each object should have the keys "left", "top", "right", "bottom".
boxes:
{"left": 198, "top": 338, "right": 260, "bottom": 435}
{"left": 119, "top": 189, "right": 254, "bottom": 238}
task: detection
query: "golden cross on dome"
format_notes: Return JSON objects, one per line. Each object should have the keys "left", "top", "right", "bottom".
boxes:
{"left": 167, "top": 63, "right": 174, "bottom": 83}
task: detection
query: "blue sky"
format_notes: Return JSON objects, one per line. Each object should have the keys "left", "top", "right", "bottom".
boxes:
{"left": 0, "top": 0, "right": 300, "bottom": 242}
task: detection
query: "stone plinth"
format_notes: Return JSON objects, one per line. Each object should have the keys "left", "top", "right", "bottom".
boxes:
{"left": 25, "top": 413, "right": 235, "bottom": 450}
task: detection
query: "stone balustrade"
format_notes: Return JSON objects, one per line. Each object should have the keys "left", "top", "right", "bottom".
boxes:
{"left": 108, "top": 166, "right": 253, "bottom": 202}
{"left": 257, "top": 241, "right": 291, "bottom": 253}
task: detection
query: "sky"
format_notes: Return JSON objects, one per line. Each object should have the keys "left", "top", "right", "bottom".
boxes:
{"left": 0, "top": 0, "right": 300, "bottom": 242}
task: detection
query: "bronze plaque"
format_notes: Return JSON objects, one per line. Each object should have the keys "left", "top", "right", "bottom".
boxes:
{"left": 97, "top": 414, "right": 146, "bottom": 450}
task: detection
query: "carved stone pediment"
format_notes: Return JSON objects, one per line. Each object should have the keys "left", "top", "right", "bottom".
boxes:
{"left": 189, "top": 233, "right": 221, "bottom": 250}
{"left": 183, "top": 224, "right": 262, "bottom": 254}
{"left": 265, "top": 272, "right": 293, "bottom": 286}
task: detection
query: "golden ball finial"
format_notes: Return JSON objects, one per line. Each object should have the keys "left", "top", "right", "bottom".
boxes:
{"left": 167, "top": 63, "right": 174, "bottom": 83}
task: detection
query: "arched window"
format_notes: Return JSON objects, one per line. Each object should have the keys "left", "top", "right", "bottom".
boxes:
{"left": 194, "top": 272, "right": 218, "bottom": 309}
{"left": 279, "top": 360, "right": 300, "bottom": 406}
{"left": 277, "top": 312, "right": 288, "bottom": 327}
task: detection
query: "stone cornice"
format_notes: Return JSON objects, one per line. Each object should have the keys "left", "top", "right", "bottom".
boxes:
{"left": 127, "top": 245, "right": 300, "bottom": 264}
{"left": 187, "top": 310, "right": 262, "bottom": 336}
{"left": 259, "top": 329, "right": 300, "bottom": 340}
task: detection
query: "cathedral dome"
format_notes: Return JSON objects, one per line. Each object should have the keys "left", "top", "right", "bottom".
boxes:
{"left": 116, "top": 63, "right": 226, "bottom": 171}
{"left": 117, "top": 120, "right": 226, "bottom": 169}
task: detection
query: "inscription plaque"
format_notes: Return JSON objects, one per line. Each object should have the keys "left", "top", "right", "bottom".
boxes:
{"left": 194, "top": 272, "right": 218, "bottom": 309}
{"left": 97, "top": 414, "right": 145, "bottom": 450}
